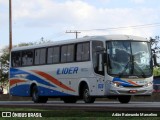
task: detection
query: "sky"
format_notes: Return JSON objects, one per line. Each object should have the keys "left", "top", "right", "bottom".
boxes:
{"left": 0, "top": 0, "right": 160, "bottom": 49}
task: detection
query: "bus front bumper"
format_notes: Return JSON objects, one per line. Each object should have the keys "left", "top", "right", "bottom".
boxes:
{"left": 106, "top": 85, "right": 153, "bottom": 96}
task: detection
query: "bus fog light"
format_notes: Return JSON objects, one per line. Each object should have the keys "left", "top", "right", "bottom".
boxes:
{"left": 114, "top": 83, "right": 118, "bottom": 87}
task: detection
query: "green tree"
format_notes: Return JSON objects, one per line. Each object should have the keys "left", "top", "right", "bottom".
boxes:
{"left": 150, "top": 36, "right": 160, "bottom": 77}
{"left": 0, "top": 46, "right": 9, "bottom": 82}
{"left": 150, "top": 36, "right": 160, "bottom": 67}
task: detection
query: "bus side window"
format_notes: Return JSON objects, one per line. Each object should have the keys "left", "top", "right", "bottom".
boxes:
{"left": 34, "top": 49, "right": 40, "bottom": 65}
{"left": 61, "top": 45, "right": 75, "bottom": 63}
{"left": 27, "top": 51, "right": 33, "bottom": 65}
{"left": 11, "top": 52, "right": 21, "bottom": 67}
{"left": 76, "top": 44, "right": 83, "bottom": 61}
{"left": 61, "top": 45, "right": 67, "bottom": 63}
{"left": 83, "top": 43, "right": 90, "bottom": 61}
{"left": 47, "top": 47, "right": 53, "bottom": 64}
{"left": 53, "top": 46, "right": 60, "bottom": 63}
{"left": 40, "top": 48, "right": 46, "bottom": 64}
{"left": 47, "top": 46, "right": 60, "bottom": 64}
{"left": 34, "top": 48, "right": 46, "bottom": 65}
{"left": 67, "top": 45, "right": 74, "bottom": 62}
{"left": 76, "top": 42, "right": 90, "bottom": 61}
{"left": 22, "top": 51, "right": 27, "bottom": 66}
{"left": 22, "top": 50, "right": 34, "bottom": 66}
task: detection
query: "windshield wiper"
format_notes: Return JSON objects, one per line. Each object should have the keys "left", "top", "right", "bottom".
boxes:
{"left": 119, "top": 60, "right": 131, "bottom": 78}
{"left": 133, "top": 62, "right": 146, "bottom": 78}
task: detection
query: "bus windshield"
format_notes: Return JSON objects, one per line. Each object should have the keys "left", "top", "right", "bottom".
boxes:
{"left": 107, "top": 41, "right": 152, "bottom": 78}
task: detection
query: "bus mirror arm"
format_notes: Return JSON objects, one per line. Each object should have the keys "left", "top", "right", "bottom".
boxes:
{"left": 98, "top": 53, "right": 103, "bottom": 72}
{"left": 103, "top": 53, "right": 107, "bottom": 64}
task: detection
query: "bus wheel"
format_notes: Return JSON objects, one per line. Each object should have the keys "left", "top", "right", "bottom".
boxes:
{"left": 32, "top": 85, "right": 48, "bottom": 103}
{"left": 62, "top": 97, "right": 77, "bottom": 103}
{"left": 32, "top": 85, "right": 40, "bottom": 103}
{"left": 118, "top": 95, "right": 131, "bottom": 104}
{"left": 83, "top": 85, "right": 95, "bottom": 103}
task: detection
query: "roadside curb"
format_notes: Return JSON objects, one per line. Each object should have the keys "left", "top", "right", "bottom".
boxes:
{"left": 0, "top": 93, "right": 160, "bottom": 101}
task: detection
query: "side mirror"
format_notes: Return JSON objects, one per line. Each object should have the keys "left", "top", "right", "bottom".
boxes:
{"left": 152, "top": 49, "right": 159, "bottom": 67}
{"left": 96, "top": 46, "right": 105, "bottom": 53}
{"left": 153, "top": 54, "right": 159, "bottom": 67}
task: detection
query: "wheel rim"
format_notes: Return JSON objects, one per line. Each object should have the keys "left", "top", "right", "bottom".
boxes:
{"left": 84, "top": 89, "right": 90, "bottom": 102}
{"left": 33, "top": 87, "right": 38, "bottom": 101}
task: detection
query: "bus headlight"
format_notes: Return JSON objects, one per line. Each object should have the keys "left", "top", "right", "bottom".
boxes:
{"left": 111, "top": 82, "right": 122, "bottom": 87}
{"left": 145, "top": 82, "right": 153, "bottom": 87}
{"left": 113, "top": 82, "right": 119, "bottom": 87}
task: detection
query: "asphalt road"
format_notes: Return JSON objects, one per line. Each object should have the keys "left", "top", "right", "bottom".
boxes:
{"left": 0, "top": 101, "right": 160, "bottom": 112}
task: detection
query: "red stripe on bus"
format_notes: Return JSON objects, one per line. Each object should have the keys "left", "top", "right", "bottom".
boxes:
{"left": 128, "top": 80, "right": 139, "bottom": 86}
{"left": 10, "top": 79, "right": 26, "bottom": 87}
{"left": 31, "top": 70, "right": 75, "bottom": 92}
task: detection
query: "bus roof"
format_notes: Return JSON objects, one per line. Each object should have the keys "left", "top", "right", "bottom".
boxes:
{"left": 11, "top": 35, "right": 149, "bottom": 51}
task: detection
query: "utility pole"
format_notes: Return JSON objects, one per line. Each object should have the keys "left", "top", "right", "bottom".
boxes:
{"left": 66, "top": 30, "right": 81, "bottom": 39}
{"left": 0, "top": 61, "right": 2, "bottom": 82}
{"left": 9, "top": 0, "right": 12, "bottom": 52}
{"left": 0, "top": 62, "right": 1, "bottom": 79}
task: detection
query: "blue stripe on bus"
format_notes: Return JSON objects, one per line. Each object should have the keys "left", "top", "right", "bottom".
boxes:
{"left": 10, "top": 84, "right": 30, "bottom": 96}
{"left": 10, "top": 68, "right": 56, "bottom": 88}
{"left": 38, "top": 86, "right": 72, "bottom": 96}
{"left": 10, "top": 84, "right": 72, "bottom": 97}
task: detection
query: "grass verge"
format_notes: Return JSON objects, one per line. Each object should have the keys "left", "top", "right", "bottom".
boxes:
{"left": 0, "top": 108, "right": 160, "bottom": 120}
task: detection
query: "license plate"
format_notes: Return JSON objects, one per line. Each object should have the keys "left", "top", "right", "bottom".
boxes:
{"left": 129, "top": 90, "right": 137, "bottom": 93}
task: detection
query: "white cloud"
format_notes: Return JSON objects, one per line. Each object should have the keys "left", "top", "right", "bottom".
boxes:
{"left": 0, "top": 0, "right": 8, "bottom": 4}
{"left": 1, "top": 0, "right": 160, "bottom": 41}
{"left": 131, "top": 0, "right": 145, "bottom": 4}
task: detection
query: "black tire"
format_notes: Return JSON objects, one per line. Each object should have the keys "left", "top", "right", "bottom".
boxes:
{"left": 62, "top": 97, "right": 77, "bottom": 103}
{"left": 83, "top": 85, "right": 95, "bottom": 103}
{"left": 32, "top": 85, "right": 39, "bottom": 103}
{"left": 32, "top": 85, "right": 48, "bottom": 103}
{"left": 40, "top": 97, "right": 48, "bottom": 103}
{"left": 118, "top": 95, "right": 131, "bottom": 104}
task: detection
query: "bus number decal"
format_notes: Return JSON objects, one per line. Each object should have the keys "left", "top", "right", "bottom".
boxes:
{"left": 98, "top": 84, "right": 104, "bottom": 89}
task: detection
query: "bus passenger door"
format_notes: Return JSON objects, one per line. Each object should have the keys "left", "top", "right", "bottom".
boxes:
{"left": 92, "top": 41, "right": 105, "bottom": 96}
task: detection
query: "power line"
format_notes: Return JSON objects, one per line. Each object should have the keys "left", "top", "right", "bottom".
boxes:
{"left": 30, "top": 22, "right": 160, "bottom": 42}
{"left": 66, "top": 30, "right": 81, "bottom": 39}
{"left": 36, "top": 23, "right": 160, "bottom": 41}
{"left": 76, "top": 23, "right": 160, "bottom": 32}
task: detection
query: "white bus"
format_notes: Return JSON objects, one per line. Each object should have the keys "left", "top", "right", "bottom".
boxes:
{"left": 9, "top": 35, "right": 153, "bottom": 103}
